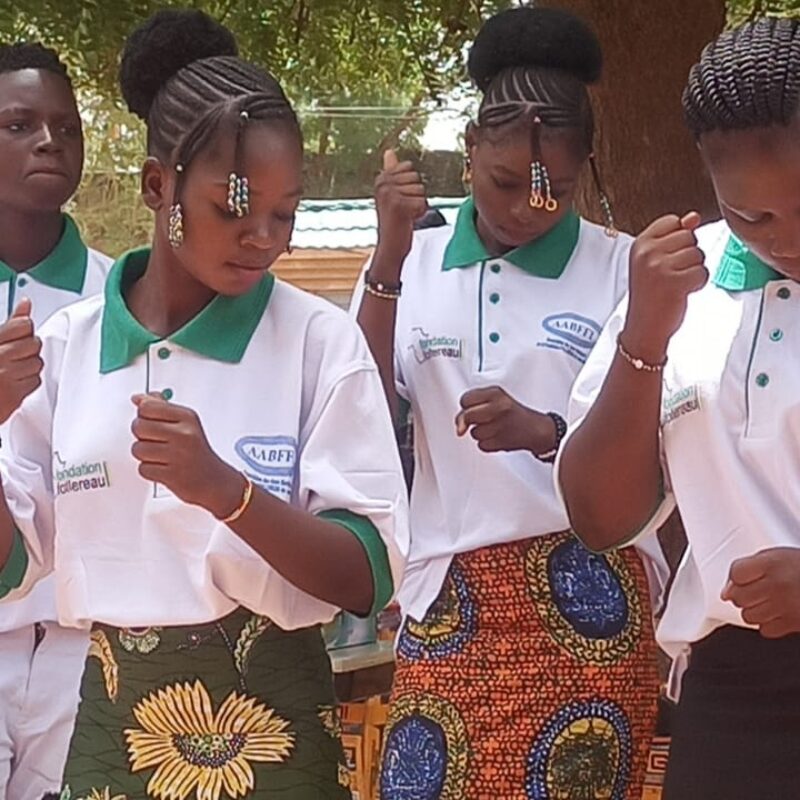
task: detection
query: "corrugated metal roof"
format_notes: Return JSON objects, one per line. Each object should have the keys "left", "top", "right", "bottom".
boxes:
{"left": 292, "top": 196, "right": 464, "bottom": 249}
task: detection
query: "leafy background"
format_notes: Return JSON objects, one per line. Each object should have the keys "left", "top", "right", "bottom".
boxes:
{"left": 0, "top": 0, "right": 794, "bottom": 253}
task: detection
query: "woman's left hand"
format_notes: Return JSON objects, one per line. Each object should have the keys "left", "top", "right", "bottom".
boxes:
{"left": 722, "top": 547, "right": 800, "bottom": 638}
{"left": 130, "top": 394, "right": 243, "bottom": 519}
{"left": 455, "top": 386, "right": 555, "bottom": 455}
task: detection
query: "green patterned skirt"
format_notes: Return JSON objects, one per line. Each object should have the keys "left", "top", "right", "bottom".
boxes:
{"left": 58, "top": 609, "right": 351, "bottom": 800}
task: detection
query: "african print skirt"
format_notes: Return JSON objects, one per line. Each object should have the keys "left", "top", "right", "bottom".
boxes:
{"left": 380, "top": 532, "right": 659, "bottom": 800}
{"left": 57, "top": 609, "right": 351, "bottom": 800}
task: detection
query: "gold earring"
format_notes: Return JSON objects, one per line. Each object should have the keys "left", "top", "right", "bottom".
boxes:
{"left": 462, "top": 156, "right": 472, "bottom": 185}
{"left": 168, "top": 203, "right": 184, "bottom": 248}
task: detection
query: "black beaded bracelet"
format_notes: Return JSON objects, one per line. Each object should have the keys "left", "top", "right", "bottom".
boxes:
{"left": 536, "top": 412, "right": 567, "bottom": 464}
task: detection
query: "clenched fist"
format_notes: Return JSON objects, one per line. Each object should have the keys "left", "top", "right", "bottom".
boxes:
{"left": 374, "top": 149, "right": 428, "bottom": 265}
{"left": 621, "top": 212, "right": 708, "bottom": 363}
{"left": 0, "top": 299, "right": 43, "bottom": 424}
{"left": 455, "top": 386, "right": 556, "bottom": 455}
{"left": 131, "top": 393, "right": 244, "bottom": 520}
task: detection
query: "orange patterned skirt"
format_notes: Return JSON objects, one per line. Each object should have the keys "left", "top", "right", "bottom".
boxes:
{"left": 380, "top": 532, "right": 659, "bottom": 800}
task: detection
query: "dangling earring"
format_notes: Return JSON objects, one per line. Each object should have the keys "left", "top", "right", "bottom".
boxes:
{"left": 462, "top": 155, "right": 472, "bottom": 185}
{"left": 168, "top": 202, "right": 184, "bottom": 248}
{"left": 529, "top": 116, "right": 558, "bottom": 213}
{"left": 589, "top": 153, "right": 618, "bottom": 238}
{"left": 168, "top": 162, "right": 185, "bottom": 248}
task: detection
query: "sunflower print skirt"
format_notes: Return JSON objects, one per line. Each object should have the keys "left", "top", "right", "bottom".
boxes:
{"left": 380, "top": 533, "right": 659, "bottom": 800}
{"left": 58, "top": 608, "right": 351, "bottom": 800}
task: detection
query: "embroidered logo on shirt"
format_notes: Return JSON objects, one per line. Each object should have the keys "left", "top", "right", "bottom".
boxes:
{"left": 53, "top": 451, "right": 111, "bottom": 496}
{"left": 537, "top": 313, "right": 601, "bottom": 363}
{"left": 661, "top": 385, "right": 700, "bottom": 425}
{"left": 234, "top": 436, "right": 297, "bottom": 503}
{"left": 408, "top": 327, "right": 463, "bottom": 363}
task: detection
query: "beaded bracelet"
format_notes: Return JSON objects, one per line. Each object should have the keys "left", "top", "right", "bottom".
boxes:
{"left": 221, "top": 474, "right": 254, "bottom": 524}
{"left": 536, "top": 412, "right": 567, "bottom": 464}
{"left": 365, "top": 270, "right": 402, "bottom": 300}
{"left": 616, "top": 335, "right": 668, "bottom": 372}
{"left": 365, "top": 283, "right": 401, "bottom": 300}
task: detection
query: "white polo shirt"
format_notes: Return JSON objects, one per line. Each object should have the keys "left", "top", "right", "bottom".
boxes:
{"left": 355, "top": 197, "right": 642, "bottom": 620}
{"left": 557, "top": 220, "right": 800, "bottom": 692}
{"left": 0, "top": 248, "right": 409, "bottom": 631}
{"left": 0, "top": 215, "right": 111, "bottom": 632}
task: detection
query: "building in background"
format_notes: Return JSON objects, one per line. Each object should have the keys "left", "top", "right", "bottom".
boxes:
{"left": 272, "top": 197, "right": 462, "bottom": 307}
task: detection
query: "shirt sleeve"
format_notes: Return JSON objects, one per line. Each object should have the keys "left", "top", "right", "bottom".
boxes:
{"left": 348, "top": 250, "right": 409, "bottom": 401}
{"left": 0, "top": 314, "right": 66, "bottom": 603}
{"left": 296, "top": 343, "right": 409, "bottom": 617}
{"left": 210, "top": 313, "right": 410, "bottom": 630}
{"left": 552, "top": 295, "right": 675, "bottom": 576}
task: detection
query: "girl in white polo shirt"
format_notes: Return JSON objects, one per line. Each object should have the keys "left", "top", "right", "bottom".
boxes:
{"left": 558, "top": 17, "right": 800, "bottom": 800}
{"left": 0, "top": 10, "right": 408, "bottom": 800}
{"left": 356, "top": 8, "right": 661, "bottom": 799}
{"left": 0, "top": 42, "right": 111, "bottom": 800}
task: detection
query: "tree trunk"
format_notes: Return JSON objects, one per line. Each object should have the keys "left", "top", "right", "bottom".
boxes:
{"left": 539, "top": 0, "right": 726, "bottom": 233}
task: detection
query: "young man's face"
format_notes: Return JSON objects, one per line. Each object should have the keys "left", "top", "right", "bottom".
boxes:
{"left": 0, "top": 68, "right": 83, "bottom": 213}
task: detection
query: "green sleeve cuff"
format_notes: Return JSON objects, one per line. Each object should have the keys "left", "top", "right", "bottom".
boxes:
{"left": 319, "top": 509, "right": 394, "bottom": 616}
{"left": 0, "top": 528, "right": 28, "bottom": 599}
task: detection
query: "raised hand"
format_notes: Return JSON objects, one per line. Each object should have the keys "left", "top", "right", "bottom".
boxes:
{"left": 0, "top": 299, "right": 43, "bottom": 423}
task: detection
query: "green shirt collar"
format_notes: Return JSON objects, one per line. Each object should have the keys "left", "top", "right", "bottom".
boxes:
{"left": 0, "top": 214, "right": 87, "bottom": 293}
{"left": 100, "top": 248, "right": 275, "bottom": 374}
{"left": 442, "top": 195, "right": 580, "bottom": 278}
{"left": 714, "top": 233, "right": 780, "bottom": 292}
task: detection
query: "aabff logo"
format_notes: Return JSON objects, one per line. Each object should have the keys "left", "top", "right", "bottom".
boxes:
{"left": 235, "top": 436, "right": 297, "bottom": 477}
{"left": 542, "top": 313, "right": 601, "bottom": 350}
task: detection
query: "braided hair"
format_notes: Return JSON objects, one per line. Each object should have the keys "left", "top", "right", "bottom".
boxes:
{"left": 467, "top": 7, "right": 613, "bottom": 228}
{"left": 0, "top": 42, "right": 71, "bottom": 85}
{"left": 468, "top": 8, "right": 601, "bottom": 156}
{"left": 120, "top": 9, "right": 302, "bottom": 208}
{"left": 683, "top": 17, "right": 800, "bottom": 138}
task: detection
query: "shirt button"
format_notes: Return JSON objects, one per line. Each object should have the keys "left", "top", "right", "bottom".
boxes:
{"left": 161, "top": 388, "right": 174, "bottom": 400}
{"left": 770, "top": 329, "right": 784, "bottom": 342}
{"left": 157, "top": 346, "right": 171, "bottom": 360}
{"left": 778, "top": 287, "right": 791, "bottom": 300}
{"left": 755, "top": 372, "right": 770, "bottom": 388}
{"left": 489, "top": 292, "right": 500, "bottom": 304}
{"left": 489, "top": 332, "right": 500, "bottom": 343}
{"left": 490, "top": 263, "right": 501, "bottom": 274}
{"left": 17, "top": 277, "right": 27, "bottom": 288}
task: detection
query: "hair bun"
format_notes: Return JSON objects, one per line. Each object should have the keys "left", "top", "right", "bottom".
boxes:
{"left": 119, "top": 8, "right": 238, "bottom": 120}
{"left": 467, "top": 7, "right": 602, "bottom": 92}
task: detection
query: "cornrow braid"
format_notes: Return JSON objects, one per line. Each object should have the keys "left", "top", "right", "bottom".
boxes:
{"left": 683, "top": 17, "right": 800, "bottom": 138}
{"left": 478, "top": 66, "right": 594, "bottom": 153}
{"left": 148, "top": 56, "right": 301, "bottom": 236}
{"left": 147, "top": 55, "right": 301, "bottom": 169}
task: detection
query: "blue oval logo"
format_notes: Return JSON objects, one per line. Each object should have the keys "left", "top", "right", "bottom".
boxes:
{"left": 542, "top": 313, "right": 601, "bottom": 350}
{"left": 235, "top": 435, "right": 297, "bottom": 477}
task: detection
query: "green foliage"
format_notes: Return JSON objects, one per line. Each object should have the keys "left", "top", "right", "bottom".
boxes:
{"left": 6, "top": 0, "right": 798, "bottom": 254}
{"left": 727, "top": 0, "right": 800, "bottom": 25}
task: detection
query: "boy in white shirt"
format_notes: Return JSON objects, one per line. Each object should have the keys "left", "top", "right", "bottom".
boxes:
{"left": 0, "top": 42, "right": 111, "bottom": 800}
